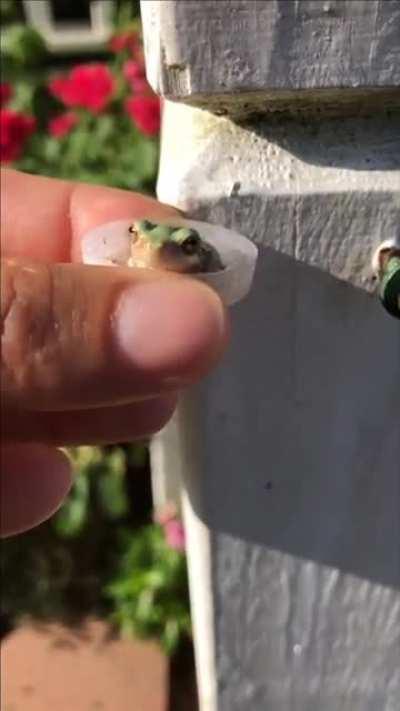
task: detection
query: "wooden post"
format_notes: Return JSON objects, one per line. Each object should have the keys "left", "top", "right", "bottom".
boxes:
{"left": 142, "top": 2, "right": 400, "bottom": 709}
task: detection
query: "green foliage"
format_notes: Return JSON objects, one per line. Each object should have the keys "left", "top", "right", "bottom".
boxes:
{"left": 107, "top": 525, "right": 191, "bottom": 655}
{"left": 1, "top": 442, "right": 191, "bottom": 653}
{"left": 0, "top": 0, "right": 23, "bottom": 25}
{"left": 1, "top": 24, "right": 46, "bottom": 67}
{"left": 54, "top": 446, "right": 129, "bottom": 539}
{"left": 2, "top": 7, "right": 159, "bottom": 192}
{"left": 16, "top": 108, "right": 158, "bottom": 190}
{"left": 1, "top": 445, "right": 134, "bottom": 623}
{"left": 113, "top": 0, "right": 141, "bottom": 30}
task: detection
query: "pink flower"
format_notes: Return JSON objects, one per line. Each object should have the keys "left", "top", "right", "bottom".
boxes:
{"left": 0, "top": 83, "right": 13, "bottom": 107}
{"left": 164, "top": 519, "right": 186, "bottom": 552}
{"left": 109, "top": 30, "right": 139, "bottom": 54}
{"left": 0, "top": 109, "right": 36, "bottom": 162}
{"left": 48, "top": 111, "right": 79, "bottom": 138}
{"left": 49, "top": 64, "right": 115, "bottom": 113}
{"left": 125, "top": 95, "right": 160, "bottom": 136}
{"left": 154, "top": 502, "right": 177, "bottom": 526}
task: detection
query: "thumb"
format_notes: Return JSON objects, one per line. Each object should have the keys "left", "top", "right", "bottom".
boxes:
{"left": 1, "top": 258, "right": 228, "bottom": 412}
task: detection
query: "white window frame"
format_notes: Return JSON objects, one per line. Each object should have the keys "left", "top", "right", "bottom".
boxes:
{"left": 22, "top": 0, "right": 114, "bottom": 54}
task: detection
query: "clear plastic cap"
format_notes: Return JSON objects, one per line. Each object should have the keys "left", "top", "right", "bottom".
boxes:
{"left": 81, "top": 218, "right": 258, "bottom": 306}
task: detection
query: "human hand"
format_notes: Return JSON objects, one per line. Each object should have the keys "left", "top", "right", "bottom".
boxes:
{"left": 1, "top": 169, "right": 229, "bottom": 537}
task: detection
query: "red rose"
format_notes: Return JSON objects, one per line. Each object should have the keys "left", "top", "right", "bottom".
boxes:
{"left": 0, "top": 83, "right": 13, "bottom": 107}
{"left": 123, "top": 59, "right": 145, "bottom": 81}
{"left": 49, "top": 64, "right": 115, "bottom": 113}
{"left": 125, "top": 95, "right": 160, "bottom": 136}
{"left": 48, "top": 111, "right": 79, "bottom": 138}
{"left": 123, "top": 60, "right": 151, "bottom": 94}
{"left": 109, "top": 30, "right": 139, "bottom": 54}
{"left": 131, "top": 78, "right": 152, "bottom": 95}
{"left": 0, "top": 109, "right": 36, "bottom": 162}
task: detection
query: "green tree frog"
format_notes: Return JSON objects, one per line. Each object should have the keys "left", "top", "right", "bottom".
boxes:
{"left": 127, "top": 220, "right": 224, "bottom": 274}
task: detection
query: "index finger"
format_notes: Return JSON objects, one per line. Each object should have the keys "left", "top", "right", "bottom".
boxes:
{"left": 0, "top": 168, "right": 179, "bottom": 263}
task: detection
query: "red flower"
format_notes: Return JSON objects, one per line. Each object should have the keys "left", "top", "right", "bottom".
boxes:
{"left": 48, "top": 111, "right": 79, "bottom": 138}
{"left": 109, "top": 30, "right": 139, "bottom": 53}
{"left": 123, "top": 60, "right": 151, "bottom": 94}
{"left": 123, "top": 59, "right": 145, "bottom": 81}
{"left": 0, "top": 109, "right": 36, "bottom": 162}
{"left": 131, "top": 78, "right": 152, "bottom": 95}
{"left": 0, "top": 83, "right": 13, "bottom": 107}
{"left": 49, "top": 64, "right": 115, "bottom": 113}
{"left": 125, "top": 95, "right": 160, "bottom": 136}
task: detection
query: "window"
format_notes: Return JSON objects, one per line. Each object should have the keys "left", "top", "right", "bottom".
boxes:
{"left": 22, "top": 0, "right": 114, "bottom": 54}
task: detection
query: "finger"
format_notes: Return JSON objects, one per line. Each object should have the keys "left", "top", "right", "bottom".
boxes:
{"left": 2, "top": 258, "right": 227, "bottom": 411}
{"left": 1, "top": 168, "right": 179, "bottom": 262}
{"left": 3, "top": 394, "right": 178, "bottom": 446}
{"left": 0, "top": 444, "right": 72, "bottom": 538}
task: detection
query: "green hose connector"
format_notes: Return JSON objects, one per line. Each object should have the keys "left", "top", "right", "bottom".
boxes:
{"left": 378, "top": 252, "right": 400, "bottom": 319}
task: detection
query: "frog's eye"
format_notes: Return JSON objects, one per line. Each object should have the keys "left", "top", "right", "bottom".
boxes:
{"left": 181, "top": 235, "right": 200, "bottom": 255}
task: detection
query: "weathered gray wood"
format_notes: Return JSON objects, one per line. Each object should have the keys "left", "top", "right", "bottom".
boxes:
{"left": 141, "top": 0, "right": 400, "bottom": 117}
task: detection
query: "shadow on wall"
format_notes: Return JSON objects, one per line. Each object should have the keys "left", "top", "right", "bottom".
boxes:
{"left": 193, "top": 189, "right": 400, "bottom": 293}
{"left": 177, "top": 108, "right": 400, "bottom": 591}
{"left": 182, "top": 247, "right": 400, "bottom": 590}
{"left": 241, "top": 108, "right": 400, "bottom": 171}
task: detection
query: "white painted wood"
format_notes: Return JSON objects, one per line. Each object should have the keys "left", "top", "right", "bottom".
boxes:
{"left": 154, "top": 102, "right": 400, "bottom": 710}
{"left": 181, "top": 484, "right": 218, "bottom": 711}
{"left": 150, "top": 413, "right": 182, "bottom": 512}
{"left": 142, "top": 2, "right": 400, "bottom": 709}
{"left": 23, "top": 0, "right": 114, "bottom": 53}
{"left": 158, "top": 102, "right": 400, "bottom": 293}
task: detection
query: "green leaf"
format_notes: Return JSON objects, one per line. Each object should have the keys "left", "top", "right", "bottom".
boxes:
{"left": 53, "top": 470, "right": 90, "bottom": 538}
{"left": 42, "top": 136, "right": 62, "bottom": 164}
{"left": 97, "top": 469, "right": 129, "bottom": 520}
{"left": 1, "top": 24, "right": 46, "bottom": 66}
{"left": 163, "top": 619, "right": 180, "bottom": 655}
{"left": 105, "top": 522, "right": 190, "bottom": 654}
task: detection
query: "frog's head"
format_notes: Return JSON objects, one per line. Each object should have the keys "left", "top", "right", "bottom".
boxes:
{"left": 128, "top": 220, "right": 223, "bottom": 273}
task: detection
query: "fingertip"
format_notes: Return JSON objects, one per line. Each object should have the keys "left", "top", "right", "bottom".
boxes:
{"left": 113, "top": 277, "right": 229, "bottom": 384}
{"left": 0, "top": 444, "right": 72, "bottom": 538}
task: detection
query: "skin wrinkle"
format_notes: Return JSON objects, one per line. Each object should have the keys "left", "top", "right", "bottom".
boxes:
{"left": 2, "top": 262, "right": 176, "bottom": 410}
{"left": 3, "top": 396, "right": 178, "bottom": 446}
{"left": 0, "top": 260, "right": 16, "bottom": 337}
{"left": 2, "top": 263, "right": 57, "bottom": 399}
{"left": 51, "top": 178, "right": 73, "bottom": 262}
